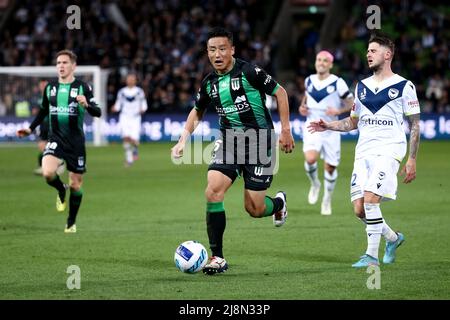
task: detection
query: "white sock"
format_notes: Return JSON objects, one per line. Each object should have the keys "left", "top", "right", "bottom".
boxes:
{"left": 382, "top": 221, "right": 398, "bottom": 243}
{"left": 304, "top": 161, "right": 319, "bottom": 185}
{"left": 364, "top": 203, "right": 383, "bottom": 259}
{"left": 323, "top": 169, "right": 338, "bottom": 201}
{"left": 124, "top": 142, "right": 133, "bottom": 163}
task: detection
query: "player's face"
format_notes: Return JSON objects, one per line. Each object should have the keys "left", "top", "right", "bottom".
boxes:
{"left": 367, "top": 42, "right": 390, "bottom": 72}
{"left": 126, "top": 75, "right": 137, "bottom": 87}
{"left": 56, "top": 55, "right": 76, "bottom": 80}
{"left": 207, "top": 37, "right": 235, "bottom": 74}
{"left": 315, "top": 53, "right": 333, "bottom": 75}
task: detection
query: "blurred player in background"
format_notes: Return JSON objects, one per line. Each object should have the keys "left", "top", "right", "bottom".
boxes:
{"left": 299, "top": 50, "right": 354, "bottom": 215}
{"left": 308, "top": 33, "right": 420, "bottom": 267}
{"left": 17, "top": 49, "right": 101, "bottom": 233}
{"left": 111, "top": 73, "right": 148, "bottom": 167}
{"left": 32, "top": 79, "right": 65, "bottom": 176}
{"left": 171, "top": 27, "right": 295, "bottom": 275}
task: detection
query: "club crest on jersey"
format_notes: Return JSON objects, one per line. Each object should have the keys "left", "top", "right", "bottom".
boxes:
{"left": 70, "top": 88, "right": 78, "bottom": 98}
{"left": 378, "top": 171, "right": 386, "bottom": 180}
{"left": 388, "top": 88, "right": 399, "bottom": 99}
{"left": 307, "top": 83, "right": 313, "bottom": 93}
{"left": 360, "top": 88, "right": 367, "bottom": 100}
{"left": 231, "top": 78, "right": 240, "bottom": 91}
{"left": 326, "top": 85, "right": 335, "bottom": 94}
{"left": 50, "top": 86, "right": 57, "bottom": 96}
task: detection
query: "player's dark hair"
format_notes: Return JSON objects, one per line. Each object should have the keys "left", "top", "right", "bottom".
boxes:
{"left": 207, "top": 27, "right": 233, "bottom": 45}
{"left": 369, "top": 32, "right": 395, "bottom": 57}
{"left": 56, "top": 49, "right": 77, "bottom": 63}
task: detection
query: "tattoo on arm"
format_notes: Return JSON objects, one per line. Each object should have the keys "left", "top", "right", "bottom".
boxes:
{"left": 408, "top": 114, "right": 420, "bottom": 159}
{"left": 328, "top": 117, "right": 357, "bottom": 132}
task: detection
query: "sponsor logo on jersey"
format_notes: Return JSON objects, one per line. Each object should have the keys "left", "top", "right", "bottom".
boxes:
{"left": 361, "top": 116, "right": 393, "bottom": 126}
{"left": 50, "top": 103, "right": 78, "bottom": 115}
{"left": 388, "top": 88, "right": 399, "bottom": 99}
{"left": 408, "top": 100, "right": 420, "bottom": 108}
{"left": 218, "top": 95, "right": 250, "bottom": 115}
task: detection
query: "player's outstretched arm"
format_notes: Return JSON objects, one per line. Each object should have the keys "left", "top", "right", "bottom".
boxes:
{"left": 400, "top": 113, "right": 420, "bottom": 184}
{"left": 171, "top": 108, "right": 205, "bottom": 159}
{"left": 16, "top": 128, "right": 32, "bottom": 138}
{"left": 274, "top": 86, "right": 295, "bottom": 153}
{"left": 308, "top": 116, "right": 358, "bottom": 133}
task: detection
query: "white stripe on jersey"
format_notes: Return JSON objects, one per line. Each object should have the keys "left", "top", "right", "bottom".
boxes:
{"left": 351, "top": 74, "right": 420, "bottom": 161}
{"left": 115, "top": 86, "right": 148, "bottom": 118}
{"left": 304, "top": 74, "right": 351, "bottom": 122}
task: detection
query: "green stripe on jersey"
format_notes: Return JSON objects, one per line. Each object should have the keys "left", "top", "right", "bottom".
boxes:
{"left": 218, "top": 74, "right": 245, "bottom": 128}
{"left": 242, "top": 74, "right": 267, "bottom": 128}
{"left": 57, "top": 83, "right": 70, "bottom": 129}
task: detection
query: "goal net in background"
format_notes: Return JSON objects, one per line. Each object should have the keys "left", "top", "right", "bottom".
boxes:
{"left": 0, "top": 66, "right": 109, "bottom": 146}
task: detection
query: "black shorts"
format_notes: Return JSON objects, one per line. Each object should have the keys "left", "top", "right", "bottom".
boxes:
{"left": 207, "top": 129, "right": 277, "bottom": 191}
{"left": 43, "top": 139, "right": 86, "bottom": 174}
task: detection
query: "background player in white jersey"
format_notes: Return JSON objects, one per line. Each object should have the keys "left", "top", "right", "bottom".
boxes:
{"left": 112, "top": 73, "right": 148, "bottom": 167}
{"left": 308, "top": 33, "right": 420, "bottom": 267}
{"left": 299, "top": 50, "right": 354, "bottom": 215}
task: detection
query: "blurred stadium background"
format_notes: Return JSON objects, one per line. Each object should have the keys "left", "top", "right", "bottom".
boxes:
{"left": 0, "top": 0, "right": 449, "bottom": 301}
{"left": 0, "top": 0, "right": 449, "bottom": 143}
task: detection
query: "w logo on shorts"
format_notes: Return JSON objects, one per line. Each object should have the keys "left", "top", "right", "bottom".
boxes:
{"left": 254, "top": 167, "right": 263, "bottom": 176}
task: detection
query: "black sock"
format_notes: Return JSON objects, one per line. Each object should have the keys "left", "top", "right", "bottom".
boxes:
{"left": 38, "top": 152, "right": 43, "bottom": 167}
{"left": 206, "top": 202, "right": 226, "bottom": 258}
{"left": 47, "top": 175, "right": 66, "bottom": 202}
{"left": 271, "top": 197, "right": 284, "bottom": 213}
{"left": 67, "top": 189, "right": 83, "bottom": 227}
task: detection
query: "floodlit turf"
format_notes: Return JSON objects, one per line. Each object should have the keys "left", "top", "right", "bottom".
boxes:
{"left": 0, "top": 141, "right": 449, "bottom": 299}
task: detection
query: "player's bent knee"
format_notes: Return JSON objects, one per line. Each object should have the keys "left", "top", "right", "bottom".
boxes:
{"left": 205, "top": 188, "right": 224, "bottom": 202}
{"left": 244, "top": 203, "right": 264, "bottom": 218}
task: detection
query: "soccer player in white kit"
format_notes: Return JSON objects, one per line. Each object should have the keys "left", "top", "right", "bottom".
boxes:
{"left": 299, "top": 50, "right": 354, "bottom": 215}
{"left": 308, "top": 33, "right": 420, "bottom": 267}
{"left": 112, "top": 73, "right": 148, "bottom": 167}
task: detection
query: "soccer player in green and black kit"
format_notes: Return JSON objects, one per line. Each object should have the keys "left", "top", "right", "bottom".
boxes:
{"left": 171, "top": 28, "right": 295, "bottom": 275}
{"left": 17, "top": 50, "right": 101, "bottom": 233}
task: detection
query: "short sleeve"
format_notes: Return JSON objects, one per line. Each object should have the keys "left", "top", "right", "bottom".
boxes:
{"left": 337, "top": 77, "right": 352, "bottom": 99}
{"left": 402, "top": 81, "right": 420, "bottom": 116}
{"left": 243, "top": 64, "right": 279, "bottom": 96}
{"left": 194, "top": 80, "right": 211, "bottom": 111}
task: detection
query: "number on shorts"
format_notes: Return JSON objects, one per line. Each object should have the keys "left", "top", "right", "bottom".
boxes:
{"left": 351, "top": 173, "right": 357, "bottom": 186}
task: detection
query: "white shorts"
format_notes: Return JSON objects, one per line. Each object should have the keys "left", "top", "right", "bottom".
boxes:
{"left": 350, "top": 155, "right": 400, "bottom": 202}
{"left": 119, "top": 117, "right": 142, "bottom": 142}
{"left": 302, "top": 125, "right": 341, "bottom": 166}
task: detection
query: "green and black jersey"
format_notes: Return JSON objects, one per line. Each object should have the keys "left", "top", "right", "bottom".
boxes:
{"left": 194, "top": 58, "right": 280, "bottom": 130}
{"left": 30, "top": 79, "right": 101, "bottom": 149}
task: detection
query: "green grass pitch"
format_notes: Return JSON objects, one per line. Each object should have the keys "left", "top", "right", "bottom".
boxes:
{"left": 0, "top": 141, "right": 449, "bottom": 299}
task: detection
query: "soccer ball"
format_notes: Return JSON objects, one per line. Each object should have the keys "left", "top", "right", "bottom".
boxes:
{"left": 174, "top": 240, "right": 208, "bottom": 273}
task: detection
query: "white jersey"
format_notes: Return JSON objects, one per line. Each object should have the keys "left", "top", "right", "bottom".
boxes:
{"left": 351, "top": 74, "right": 420, "bottom": 161}
{"left": 304, "top": 74, "right": 352, "bottom": 122}
{"left": 115, "top": 86, "right": 148, "bottom": 119}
